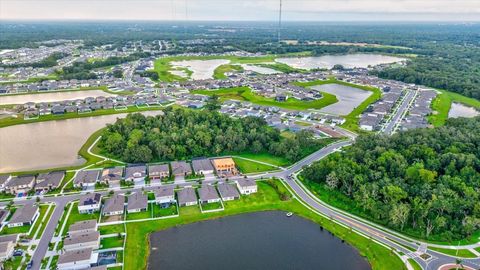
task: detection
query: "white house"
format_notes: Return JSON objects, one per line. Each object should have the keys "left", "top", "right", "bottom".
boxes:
{"left": 78, "top": 193, "right": 102, "bottom": 214}
{"left": 0, "top": 241, "right": 15, "bottom": 260}
{"left": 236, "top": 179, "right": 257, "bottom": 195}
{"left": 63, "top": 231, "right": 100, "bottom": 251}
{"left": 7, "top": 204, "right": 39, "bottom": 228}
{"left": 57, "top": 248, "right": 97, "bottom": 270}
{"left": 153, "top": 186, "right": 175, "bottom": 205}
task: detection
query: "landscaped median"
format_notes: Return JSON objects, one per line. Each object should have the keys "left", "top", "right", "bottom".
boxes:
{"left": 124, "top": 180, "right": 406, "bottom": 270}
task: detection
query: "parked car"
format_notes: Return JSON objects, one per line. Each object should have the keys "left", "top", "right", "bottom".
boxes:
{"left": 13, "top": 250, "right": 23, "bottom": 256}
{"left": 27, "top": 260, "right": 33, "bottom": 269}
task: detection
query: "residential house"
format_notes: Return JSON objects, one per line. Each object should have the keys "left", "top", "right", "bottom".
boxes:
{"left": 217, "top": 183, "right": 240, "bottom": 201}
{"left": 153, "top": 186, "right": 175, "bottom": 207}
{"left": 191, "top": 159, "right": 214, "bottom": 175}
{"left": 35, "top": 171, "right": 65, "bottom": 191}
{"left": 57, "top": 248, "right": 95, "bottom": 270}
{"left": 78, "top": 193, "right": 102, "bottom": 214}
{"left": 0, "top": 209, "right": 10, "bottom": 224}
{"left": 198, "top": 185, "right": 221, "bottom": 204}
{"left": 0, "top": 175, "right": 11, "bottom": 192}
{"left": 177, "top": 188, "right": 197, "bottom": 207}
{"left": 125, "top": 165, "right": 147, "bottom": 183}
{"left": 73, "top": 170, "right": 101, "bottom": 188}
{"left": 68, "top": 220, "right": 97, "bottom": 235}
{"left": 236, "top": 179, "right": 258, "bottom": 195}
{"left": 0, "top": 241, "right": 15, "bottom": 260}
{"left": 63, "top": 231, "right": 100, "bottom": 251}
{"left": 100, "top": 167, "right": 123, "bottom": 187}
{"left": 212, "top": 158, "right": 238, "bottom": 177}
{"left": 5, "top": 175, "right": 35, "bottom": 194}
{"left": 127, "top": 192, "right": 148, "bottom": 213}
{"left": 7, "top": 204, "right": 39, "bottom": 228}
{"left": 170, "top": 161, "right": 192, "bottom": 178}
{"left": 102, "top": 194, "right": 125, "bottom": 216}
{"left": 148, "top": 164, "right": 170, "bottom": 181}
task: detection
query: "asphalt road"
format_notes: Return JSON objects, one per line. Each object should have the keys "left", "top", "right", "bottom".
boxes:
{"left": 382, "top": 89, "right": 417, "bottom": 135}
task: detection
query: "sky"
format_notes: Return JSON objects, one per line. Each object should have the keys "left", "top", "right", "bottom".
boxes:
{"left": 1, "top": 0, "right": 480, "bottom": 22}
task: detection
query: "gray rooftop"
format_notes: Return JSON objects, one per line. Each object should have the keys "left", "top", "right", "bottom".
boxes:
{"left": 9, "top": 204, "right": 38, "bottom": 224}
{"left": 171, "top": 161, "right": 192, "bottom": 175}
{"left": 148, "top": 164, "right": 169, "bottom": 175}
{"left": 217, "top": 183, "right": 240, "bottom": 199}
{"left": 127, "top": 192, "right": 148, "bottom": 211}
{"left": 125, "top": 165, "right": 147, "bottom": 179}
{"left": 0, "top": 234, "right": 18, "bottom": 244}
{"left": 153, "top": 186, "right": 174, "bottom": 198}
{"left": 103, "top": 194, "right": 125, "bottom": 214}
{"left": 0, "top": 209, "right": 9, "bottom": 224}
{"left": 192, "top": 159, "right": 214, "bottom": 173}
{"left": 58, "top": 248, "right": 93, "bottom": 264}
{"left": 36, "top": 171, "right": 65, "bottom": 189}
{"left": 177, "top": 188, "right": 197, "bottom": 205}
{"left": 74, "top": 170, "right": 101, "bottom": 185}
{"left": 101, "top": 167, "right": 124, "bottom": 181}
{"left": 0, "top": 175, "right": 10, "bottom": 186}
{"left": 5, "top": 175, "right": 35, "bottom": 188}
{"left": 69, "top": 220, "right": 97, "bottom": 234}
{"left": 79, "top": 193, "right": 102, "bottom": 207}
{"left": 198, "top": 185, "right": 220, "bottom": 202}
{"left": 64, "top": 231, "right": 100, "bottom": 246}
{"left": 236, "top": 179, "right": 257, "bottom": 188}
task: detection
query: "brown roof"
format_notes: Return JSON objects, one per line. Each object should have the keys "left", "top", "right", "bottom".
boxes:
{"left": 58, "top": 248, "right": 93, "bottom": 264}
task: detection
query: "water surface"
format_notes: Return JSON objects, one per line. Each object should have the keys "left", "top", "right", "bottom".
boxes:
{"left": 241, "top": 64, "right": 281, "bottom": 74}
{"left": 276, "top": 54, "right": 405, "bottom": 70}
{"left": 148, "top": 211, "right": 371, "bottom": 270}
{"left": 170, "top": 59, "right": 230, "bottom": 80}
{"left": 448, "top": 103, "right": 480, "bottom": 118}
{"left": 311, "top": 84, "right": 372, "bottom": 115}
{"left": 0, "top": 90, "right": 115, "bottom": 105}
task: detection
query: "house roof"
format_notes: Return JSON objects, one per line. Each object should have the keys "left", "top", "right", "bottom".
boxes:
{"left": 9, "top": 204, "right": 38, "bottom": 224}
{"left": 153, "top": 186, "right": 174, "bottom": 198}
{"left": 58, "top": 248, "right": 93, "bottom": 264}
{"left": 0, "top": 241, "right": 13, "bottom": 254}
{"left": 148, "top": 164, "right": 169, "bottom": 175}
{"left": 101, "top": 167, "right": 124, "bottom": 181}
{"left": 0, "top": 234, "right": 18, "bottom": 244}
{"left": 5, "top": 175, "right": 35, "bottom": 188}
{"left": 125, "top": 165, "right": 147, "bottom": 179}
{"left": 64, "top": 231, "right": 100, "bottom": 246}
{"left": 74, "top": 170, "right": 101, "bottom": 185}
{"left": 79, "top": 193, "right": 102, "bottom": 207}
{"left": 36, "top": 171, "right": 65, "bottom": 189}
{"left": 198, "top": 185, "right": 220, "bottom": 202}
{"left": 0, "top": 210, "right": 9, "bottom": 224}
{"left": 0, "top": 175, "right": 11, "bottom": 186}
{"left": 171, "top": 161, "right": 192, "bottom": 175}
{"left": 192, "top": 159, "right": 214, "bottom": 173}
{"left": 127, "top": 192, "right": 148, "bottom": 211}
{"left": 217, "top": 183, "right": 240, "bottom": 199}
{"left": 69, "top": 220, "right": 97, "bottom": 234}
{"left": 236, "top": 179, "right": 257, "bottom": 188}
{"left": 212, "top": 158, "right": 235, "bottom": 169}
{"left": 103, "top": 194, "right": 125, "bottom": 214}
{"left": 177, "top": 188, "right": 197, "bottom": 205}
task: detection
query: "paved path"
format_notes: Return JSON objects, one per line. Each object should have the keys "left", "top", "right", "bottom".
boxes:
{"left": 382, "top": 89, "right": 417, "bottom": 135}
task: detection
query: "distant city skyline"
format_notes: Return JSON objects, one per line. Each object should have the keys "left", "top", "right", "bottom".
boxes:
{"left": 1, "top": 0, "right": 479, "bottom": 22}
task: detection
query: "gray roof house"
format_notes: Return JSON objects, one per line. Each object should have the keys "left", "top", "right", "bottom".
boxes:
{"left": 236, "top": 179, "right": 258, "bottom": 195}
{"left": 63, "top": 231, "right": 100, "bottom": 251}
{"left": 0, "top": 210, "right": 9, "bottom": 224}
{"left": 35, "top": 171, "right": 65, "bottom": 191}
{"left": 125, "top": 165, "right": 147, "bottom": 182}
{"left": 148, "top": 164, "right": 170, "bottom": 180}
{"left": 5, "top": 175, "right": 35, "bottom": 194}
{"left": 74, "top": 170, "right": 101, "bottom": 188}
{"left": 8, "top": 204, "right": 39, "bottom": 228}
{"left": 0, "top": 175, "right": 11, "bottom": 191}
{"left": 78, "top": 193, "right": 102, "bottom": 214}
{"left": 100, "top": 167, "right": 123, "bottom": 185}
{"left": 103, "top": 194, "right": 125, "bottom": 216}
{"left": 192, "top": 159, "right": 214, "bottom": 175}
{"left": 69, "top": 220, "right": 97, "bottom": 235}
{"left": 217, "top": 183, "right": 240, "bottom": 201}
{"left": 57, "top": 248, "right": 93, "bottom": 270}
{"left": 153, "top": 186, "right": 175, "bottom": 205}
{"left": 198, "top": 185, "right": 221, "bottom": 204}
{"left": 171, "top": 161, "right": 192, "bottom": 177}
{"left": 127, "top": 192, "right": 148, "bottom": 213}
{"left": 177, "top": 187, "right": 197, "bottom": 206}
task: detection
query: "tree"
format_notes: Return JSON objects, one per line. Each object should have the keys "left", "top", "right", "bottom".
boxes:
{"left": 205, "top": 95, "right": 221, "bottom": 111}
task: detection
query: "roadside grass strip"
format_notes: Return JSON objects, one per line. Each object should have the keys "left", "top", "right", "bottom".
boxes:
{"left": 428, "top": 246, "right": 478, "bottom": 258}
{"left": 407, "top": 259, "right": 422, "bottom": 270}
{"left": 33, "top": 203, "right": 55, "bottom": 239}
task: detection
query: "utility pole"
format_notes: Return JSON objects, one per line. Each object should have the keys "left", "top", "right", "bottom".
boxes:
{"left": 278, "top": 0, "right": 283, "bottom": 43}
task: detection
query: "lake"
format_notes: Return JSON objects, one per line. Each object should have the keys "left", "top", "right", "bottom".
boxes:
{"left": 148, "top": 211, "right": 371, "bottom": 270}
{"left": 241, "top": 64, "right": 282, "bottom": 74}
{"left": 0, "top": 111, "right": 162, "bottom": 173}
{"left": 276, "top": 54, "right": 405, "bottom": 70}
{"left": 311, "top": 84, "right": 372, "bottom": 115}
{"left": 0, "top": 90, "right": 116, "bottom": 105}
{"left": 448, "top": 103, "right": 480, "bottom": 119}
{"left": 170, "top": 59, "right": 230, "bottom": 80}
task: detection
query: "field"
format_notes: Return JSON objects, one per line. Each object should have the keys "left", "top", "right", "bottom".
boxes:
{"left": 428, "top": 89, "right": 480, "bottom": 127}
{"left": 232, "top": 157, "right": 278, "bottom": 174}
{"left": 124, "top": 180, "right": 405, "bottom": 270}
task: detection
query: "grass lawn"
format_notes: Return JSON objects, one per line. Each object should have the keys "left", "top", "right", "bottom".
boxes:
{"left": 117, "top": 251, "right": 124, "bottom": 263}
{"left": 100, "top": 236, "right": 125, "bottom": 249}
{"left": 107, "top": 267, "right": 122, "bottom": 270}
{"left": 179, "top": 205, "right": 201, "bottom": 216}
{"left": 201, "top": 202, "right": 223, "bottom": 212}
{"left": 99, "top": 224, "right": 125, "bottom": 235}
{"left": 32, "top": 204, "right": 54, "bottom": 239}
{"left": 255, "top": 62, "right": 301, "bottom": 73}
{"left": 0, "top": 224, "right": 30, "bottom": 236}
{"left": 0, "top": 192, "right": 15, "bottom": 200}
{"left": 126, "top": 204, "right": 152, "bottom": 220}
{"left": 428, "top": 89, "right": 480, "bottom": 127}
{"left": 233, "top": 152, "right": 290, "bottom": 167}
{"left": 475, "top": 247, "right": 480, "bottom": 253}
{"left": 124, "top": 180, "right": 405, "bottom": 270}
{"left": 408, "top": 259, "right": 422, "bottom": 270}
{"left": 2, "top": 255, "right": 23, "bottom": 270}
{"left": 213, "top": 64, "right": 243, "bottom": 79}
{"left": 62, "top": 202, "right": 100, "bottom": 236}
{"left": 232, "top": 157, "right": 277, "bottom": 174}
{"left": 428, "top": 247, "right": 477, "bottom": 258}
{"left": 50, "top": 255, "right": 59, "bottom": 270}
{"left": 152, "top": 204, "right": 177, "bottom": 218}
{"left": 193, "top": 86, "right": 338, "bottom": 111}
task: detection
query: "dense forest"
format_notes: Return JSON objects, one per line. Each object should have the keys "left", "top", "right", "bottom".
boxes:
{"left": 301, "top": 117, "right": 480, "bottom": 241}
{"left": 99, "top": 108, "right": 324, "bottom": 163}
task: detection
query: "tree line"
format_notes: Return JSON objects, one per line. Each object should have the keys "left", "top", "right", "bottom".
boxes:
{"left": 301, "top": 117, "right": 480, "bottom": 241}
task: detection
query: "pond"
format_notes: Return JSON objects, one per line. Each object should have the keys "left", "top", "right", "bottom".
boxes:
{"left": 448, "top": 103, "right": 480, "bottom": 119}
{"left": 276, "top": 54, "right": 405, "bottom": 70}
{"left": 241, "top": 64, "right": 282, "bottom": 74}
{"left": 170, "top": 59, "right": 230, "bottom": 80}
{"left": 0, "top": 90, "right": 116, "bottom": 105}
{"left": 311, "top": 83, "right": 372, "bottom": 115}
{"left": 0, "top": 111, "right": 162, "bottom": 173}
{"left": 148, "top": 211, "right": 371, "bottom": 270}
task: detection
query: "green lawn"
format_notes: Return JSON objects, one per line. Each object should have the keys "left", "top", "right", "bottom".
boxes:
{"left": 408, "top": 259, "right": 422, "bottom": 270}
{"left": 201, "top": 202, "right": 223, "bottom": 212}
{"left": 428, "top": 247, "right": 477, "bottom": 258}
{"left": 213, "top": 64, "right": 243, "bottom": 79}
{"left": 475, "top": 247, "right": 480, "bottom": 253}
{"left": 2, "top": 255, "right": 23, "bottom": 270}
{"left": 1, "top": 207, "right": 31, "bottom": 235}
{"left": 31, "top": 204, "right": 54, "bottom": 239}
{"left": 232, "top": 157, "right": 278, "bottom": 174}
{"left": 428, "top": 89, "right": 480, "bottom": 127}
{"left": 124, "top": 180, "right": 405, "bottom": 270}
{"left": 126, "top": 204, "right": 152, "bottom": 220}
{"left": 193, "top": 86, "right": 338, "bottom": 111}
{"left": 117, "top": 250, "right": 124, "bottom": 263}
{"left": 255, "top": 62, "right": 301, "bottom": 73}
{"left": 152, "top": 204, "right": 178, "bottom": 218}
{"left": 100, "top": 236, "right": 125, "bottom": 249}
{"left": 234, "top": 152, "right": 290, "bottom": 167}
{"left": 61, "top": 202, "right": 100, "bottom": 236}
{"left": 98, "top": 224, "right": 125, "bottom": 235}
